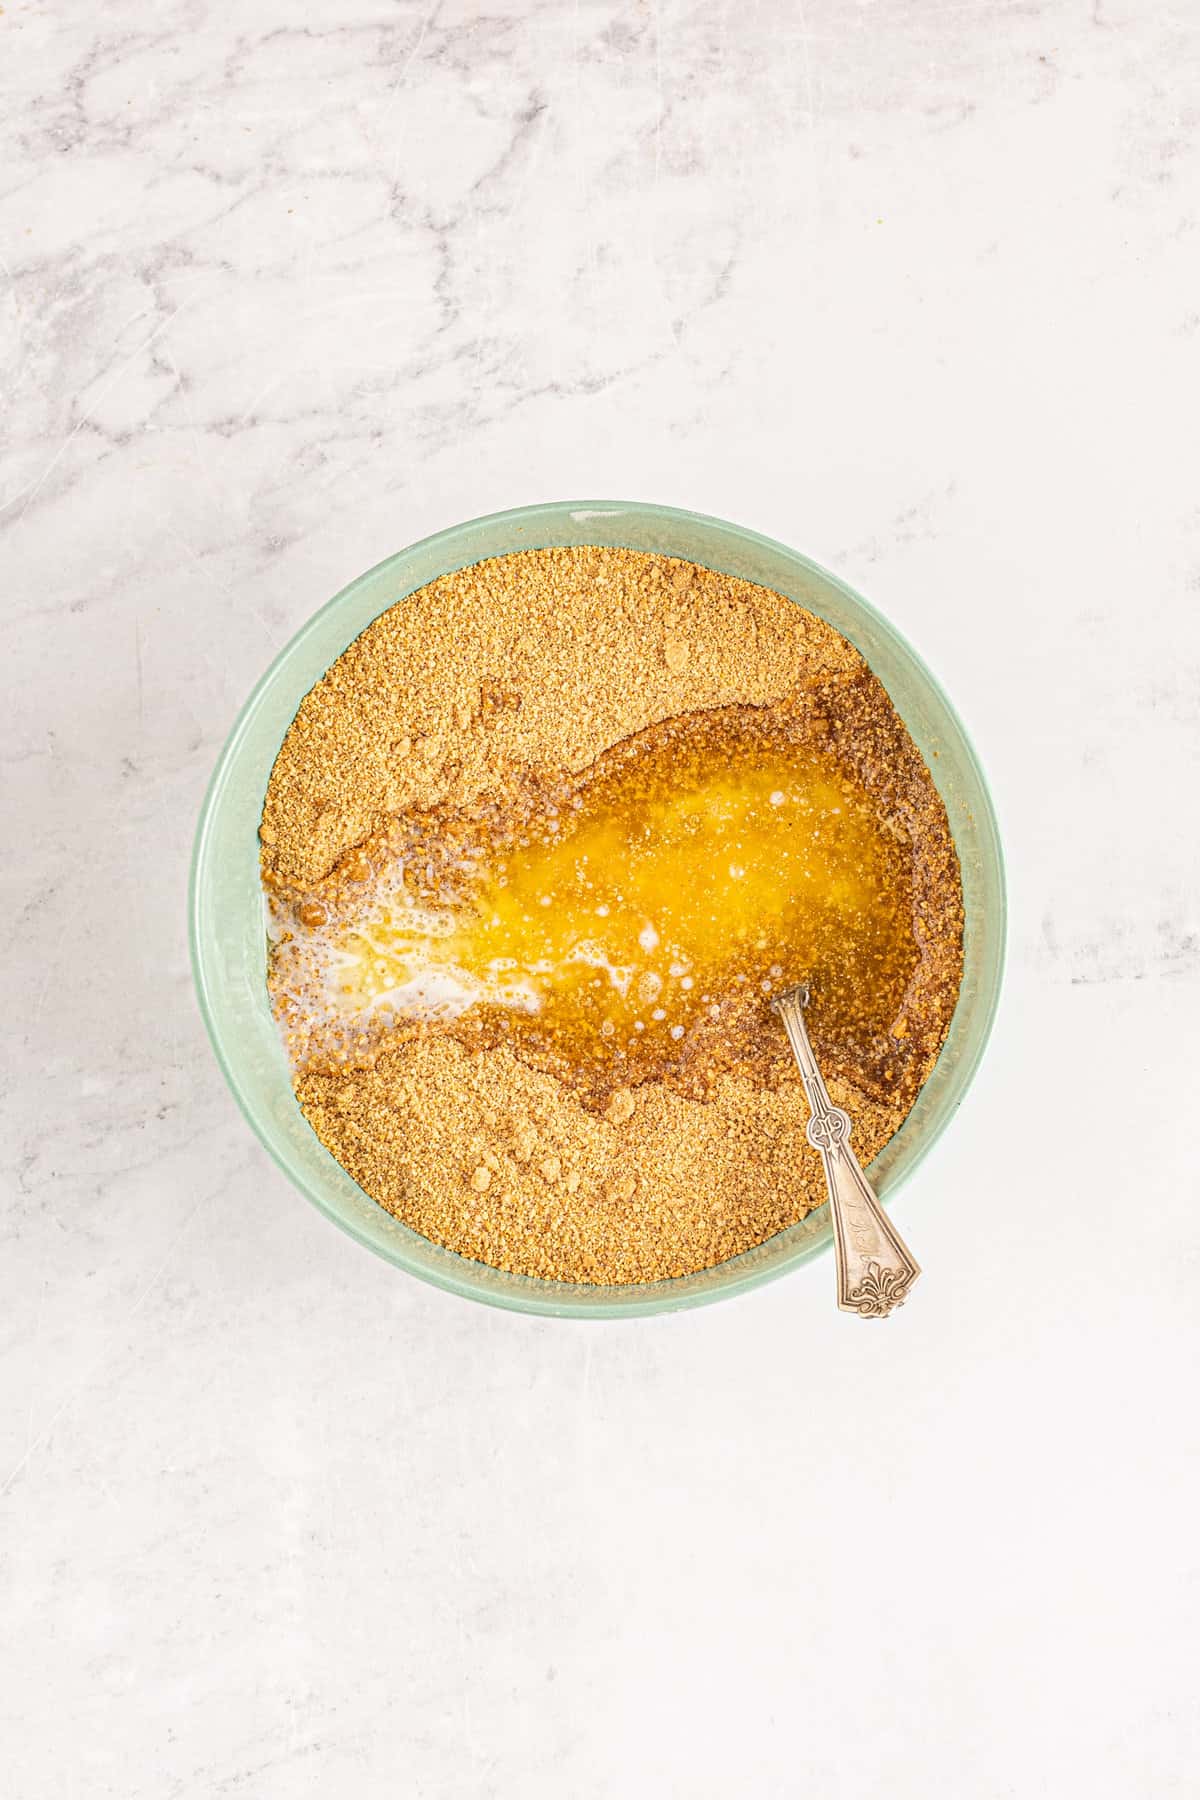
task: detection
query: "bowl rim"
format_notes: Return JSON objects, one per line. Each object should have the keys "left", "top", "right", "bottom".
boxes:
{"left": 189, "top": 498, "right": 1006, "bottom": 1318}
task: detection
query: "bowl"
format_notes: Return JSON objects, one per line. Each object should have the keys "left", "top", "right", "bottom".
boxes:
{"left": 190, "top": 501, "right": 1005, "bottom": 1317}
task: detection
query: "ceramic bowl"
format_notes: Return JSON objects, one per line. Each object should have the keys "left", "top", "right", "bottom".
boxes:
{"left": 190, "top": 501, "right": 1005, "bottom": 1317}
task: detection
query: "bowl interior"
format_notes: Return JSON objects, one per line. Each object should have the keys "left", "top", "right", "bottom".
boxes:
{"left": 190, "top": 501, "right": 1005, "bottom": 1317}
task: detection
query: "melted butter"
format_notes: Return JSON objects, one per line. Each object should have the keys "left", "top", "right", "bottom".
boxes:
{"left": 327, "top": 715, "right": 918, "bottom": 1069}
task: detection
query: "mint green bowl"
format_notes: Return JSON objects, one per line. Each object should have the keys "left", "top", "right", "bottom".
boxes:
{"left": 190, "top": 501, "right": 1004, "bottom": 1317}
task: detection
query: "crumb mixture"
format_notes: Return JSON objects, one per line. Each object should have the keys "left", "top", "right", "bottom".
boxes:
{"left": 261, "top": 546, "right": 963, "bottom": 1284}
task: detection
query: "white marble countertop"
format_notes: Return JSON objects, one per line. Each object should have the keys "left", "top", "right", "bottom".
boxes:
{"left": 3, "top": 2, "right": 1198, "bottom": 1794}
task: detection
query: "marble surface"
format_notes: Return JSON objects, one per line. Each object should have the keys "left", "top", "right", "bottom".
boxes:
{"left": 3, "top": 1, "right": 1199, "bottom": 1793}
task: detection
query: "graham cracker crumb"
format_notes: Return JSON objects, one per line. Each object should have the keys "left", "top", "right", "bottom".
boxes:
{"left": 263, "top": 546, "right": 964, "bottom": 1285}
{"left": 605, "top": 1089, "right": 636, "bottom": 1126}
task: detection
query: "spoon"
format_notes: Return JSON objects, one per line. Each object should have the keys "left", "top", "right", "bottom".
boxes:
{"left": 773, "top": 984, "right": 920, "bottom": 1317}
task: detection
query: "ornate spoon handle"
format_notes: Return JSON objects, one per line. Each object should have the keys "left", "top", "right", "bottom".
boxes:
{"left": 773, "top": 985, "right": 920, "bottom": 1317}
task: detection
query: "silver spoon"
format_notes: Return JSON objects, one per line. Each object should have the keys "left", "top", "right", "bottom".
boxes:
{"left": 773, "top": 984, "right": 920, "bottom": 1317}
